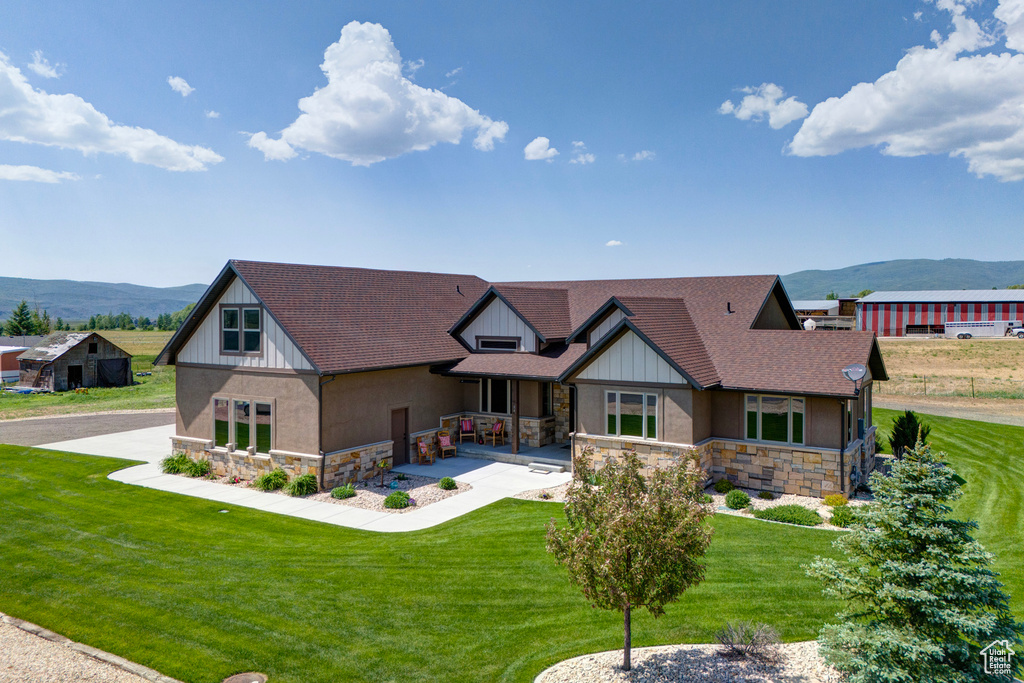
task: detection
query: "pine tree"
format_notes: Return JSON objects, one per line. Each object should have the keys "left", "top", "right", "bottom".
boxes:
{"left": 888, "top": 410, "right": 931, "bottom": 459}
{"left": 6, "top": 301, "right": 33, "bottom": 336}
{"left": 547, "top": 450, "right": 714, "bottom": 671}
{"left": 808, "top": 441, "right": 1022, "bottom": 682}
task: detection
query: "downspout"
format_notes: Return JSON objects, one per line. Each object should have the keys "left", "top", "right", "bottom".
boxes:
{"left": 569, "top": 384, "right": 578, "bottom": 477}
{"left": 838, "top": 398, "right": 846, "bottom": 494}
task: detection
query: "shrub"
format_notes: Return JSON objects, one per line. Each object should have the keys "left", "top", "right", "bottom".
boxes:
{"left": 725, "top": 489, "right": 750, "bottom": 510}
{"left": 823, "top": 494, "right": 848, "bottom": 507}
{"left": 713, "top": 479, "right": 734, "bottom": 493}
{"left": 829, "top": 505, "right": 855, "bottom": 528}
{"left": 715, "top": 621, "right": 782, "bottom": 663}
{"left": 160, "top": 452, "right": 191, "bottom": 474}
{"left": 754, "top": 504, "right": 822, "bottom": 526}
{"left": 701, "top": 493, "right": 714, "bottom": 505}
{"left": 438, "top": 476, "right": 457, "bottom": 490}
{"left": 185, "top": 458, "right": 210, "bottom": 478}
{"left": 384, "top": 490, "right": 411, "bottom": 509}
{"left": 395, "top": 472, "right": 408, "bottom": 481}
{"left": 888, "top": 410, "right": 930, "bottom": 459}
{"left": 331, "top": 484, "right": 356, "bottom": 499}
{"left": 285, "top": 473, "right": 318, "bottom": 497}
{"left": 253, "top": 468, "right": 288, "bottom": 491}
{"left": 758, "top": 491, "right": 774, "bottom": 500}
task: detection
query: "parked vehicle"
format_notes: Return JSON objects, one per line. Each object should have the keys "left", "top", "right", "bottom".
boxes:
{"left": 944, "top": 320, "right": 1022, "bottom": 339}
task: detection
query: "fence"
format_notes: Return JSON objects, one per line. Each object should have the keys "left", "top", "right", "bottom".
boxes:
{"left": 876, "top": 376, "right": 1024, "bottom": 399}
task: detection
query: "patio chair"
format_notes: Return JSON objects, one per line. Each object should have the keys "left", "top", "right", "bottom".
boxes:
{"left": 415, "top": 437, "right": 435, "bottom": 465}
{"left": 458, "top": 418, "right": 476, "bottom": 443}
{"left": 484, "top": 419, "right": 505, "bottom": 446}
{"left": 437, "top": 430, "right": 457, "bottom": 459}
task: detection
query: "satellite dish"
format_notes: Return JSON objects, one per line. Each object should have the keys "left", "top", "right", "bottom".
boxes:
{"left": 842, "top": 363, "right": 867, "bottom": 382}
{"left": 803, "top": 318, "right": 817, "bottom": 331}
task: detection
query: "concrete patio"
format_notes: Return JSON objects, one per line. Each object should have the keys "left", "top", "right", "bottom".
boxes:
{"left": 38, "top": 424, "right": 572, "bottom": 533}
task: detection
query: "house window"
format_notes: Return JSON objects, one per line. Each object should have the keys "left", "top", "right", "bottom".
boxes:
{"left": 605, "top": 391, "right": 657, "bottom": 440}
{"left": 255, "top": 402, "right": 273, "bottom": 454}
{"left": 745, "top": 395, "right": 804, "bottom": 445}
{"left": 213, "top": 398, "right": 230, "bottom": 448}
{"left": 541, "top": 382, "right": 553, "bottom": 417}
{"left": 221, "top": 305, "right": 262, "bottom": 354}
{"left": 481, "top": 378, "right": 510, "bottom": 413}
{"left": 477, "top": 337, "right": 519, "bottom": 352}
{"left": 234, "top": 400, "right": 251, "bottom": 449}
{"left": 87, "top": 342, "right": 98, "bottom": 354}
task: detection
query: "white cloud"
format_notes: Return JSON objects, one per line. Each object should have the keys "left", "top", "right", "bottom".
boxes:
{"left": 569, "top": 140, "right": 595, "bottom": 165}
{"left": 404, "top": 58, "right": 425, "bottom": 78}
{"left": 27, "top": 50, "right": 61, "bottom": 79}
{"left": 619, "top": 149, "right": 655, "bottom": 162}
{"left": 205, "top": 110, "right": 220, "bottom": 119}
{"left": 605, "top": 240, "right": 624, "bottom": 247}
{"left": 249, "top": 22, "right": 508, "bottom": 166}
{"left": 0, "top": 52, "right": 222, "bottom": 171}
{"left": 167, "top": 76, "right": 195, "bottom": 97}
{"left": 719, "top": 83, "right": 809, "bottom": 129}
{"left": 787, "top": 0, "right": 1024, "bottom": 180}
{"left": 0, "top": 164, "right": 79, "bottom": 183}
{"left": 445, "top": 67, "right": 463, "bottom": 78}
{"left": 524, "top": 136, "right": 558, "bottom": 161}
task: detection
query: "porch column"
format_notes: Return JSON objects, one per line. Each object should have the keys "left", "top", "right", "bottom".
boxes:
{"left": 511, "top": 379, "right": 520, "bottom": 455}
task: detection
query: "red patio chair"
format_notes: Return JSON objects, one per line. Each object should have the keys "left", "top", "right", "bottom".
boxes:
{"left": 484, "top": 419, "right": 505, "bottom": 446}
{"left": 458, "top": 418, "right": 476, "bottom": 443}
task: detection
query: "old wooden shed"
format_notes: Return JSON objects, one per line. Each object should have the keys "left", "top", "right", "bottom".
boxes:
{"left": 18, "top": 332, "right": 132, "bottom": 391}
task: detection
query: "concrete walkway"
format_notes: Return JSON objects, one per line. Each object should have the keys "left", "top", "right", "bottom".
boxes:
{"left": 38, "top": 424, "right": 571, "bottom": 533}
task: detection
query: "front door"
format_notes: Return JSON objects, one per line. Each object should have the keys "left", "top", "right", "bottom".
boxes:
{"left": 67, "top": 364, "right": 84, "bottom": 389}
{"left": 390, "top": 408, "right": 408, "bottom": 465}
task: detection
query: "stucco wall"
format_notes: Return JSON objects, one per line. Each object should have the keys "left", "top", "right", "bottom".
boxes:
{"left": 320, "top": 365, "right": 466, "bottom": 455}
{"left": 175, "top": 364, "right": 320, "bottom": 455}
{"left": 710, "top": 391, "right": 744, "bottom": 439}
{"left": 662, "top": 387, "right": 693, "bottom": 444}
{"left": 807, "top": 396, "right": 841, "bottom": 449}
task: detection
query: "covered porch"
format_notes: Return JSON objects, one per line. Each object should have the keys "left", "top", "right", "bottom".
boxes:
{"left": 454, "top": 439, "right": 571, "bottom": 469}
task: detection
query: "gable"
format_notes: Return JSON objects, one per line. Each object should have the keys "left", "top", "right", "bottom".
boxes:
{"left": 589, "top": 308, "right": 627, "bottom": 346}
{"left": 752, "top": 280, "right": 801, "bottom": 330}
{"left": 177, "top": 276, "right": 314, "bottom": 371}
{"left": 576, "top": 329, "right": 686, "bottom": 385}
{"left": 459, "top": 296, "right": 538, "bottom": 352}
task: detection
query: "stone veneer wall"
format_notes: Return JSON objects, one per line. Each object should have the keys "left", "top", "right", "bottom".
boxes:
{"left": 323, "top": 440, "right": 392, "bottom": 489}
{"left": 572, "top": 433, "right": 866, "bottom": 498}
{"left": 170, "top": 436, "right": 322, "bottom": 483}
{"left": 552, "top": 383, "right": 571, "bottom": 444}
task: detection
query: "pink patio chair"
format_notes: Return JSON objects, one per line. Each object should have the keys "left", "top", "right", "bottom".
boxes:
{"left": 415, "top": 437, "right": 435, "bottom": 465}
{"left": 484, "top": 419, "right": 505, "bottom": 446}
{"left": 437, "top": 430, "right": 457, "bottom": 459}
{"left": 458, "top": 418, "right": 476, "bottom": 443}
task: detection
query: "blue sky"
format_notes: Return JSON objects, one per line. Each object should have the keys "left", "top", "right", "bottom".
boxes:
{"left": 2, "top": 1, "right": 1023, "bottom": 287}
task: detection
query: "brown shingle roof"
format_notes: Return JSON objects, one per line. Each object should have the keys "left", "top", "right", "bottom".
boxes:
{"left": 447, "top": 343, "right": 587, "bottom": 379}
{"left": 491, "top": 285, "right": 572, "bottom": 340}
{"left": 616, "top": 297, "right": 720, "bottom": 387}
{"left": 231, "top": 260, "right": 489, "bottom": 374}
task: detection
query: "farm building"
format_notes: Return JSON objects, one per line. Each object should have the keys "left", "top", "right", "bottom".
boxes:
{"left": 1, "top": 346, "right": 29, "bottom": 383}
{"left": 18, "top": 332, "right": 132, "bottom": 391}
{"left": 792, "top": 299, "right": 856, "bottom": 330}
{"left": 856, "top": 290, "right": 1024, "bottom": 337}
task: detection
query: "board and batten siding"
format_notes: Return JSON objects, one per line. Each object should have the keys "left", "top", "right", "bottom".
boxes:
{"left": 177, "top": 277, "right": 314, "bottom": 371}
{"left": 459, "top": 297, "right": 537, "bottom": 352}
{"left": 577, "top": 330, "right": 686, "bottom": 384}
{"left": 589, "top": 309, "right": 626, "bottom": 345}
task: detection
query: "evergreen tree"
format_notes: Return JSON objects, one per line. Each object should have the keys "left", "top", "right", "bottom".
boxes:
{"left": 6, "top": 301, "right": 33, "bottom": 336}
{"left": 547, "top": 450, "right": 714, "bottom": 671}
{"left": 808, "top": 441, "right": 1022, "bottom": 682}
{"left": 826, "top": 290, "right": 839, "bottom": 300}
{"left": 888, "top": 410, "right": 931, "bottom": 459}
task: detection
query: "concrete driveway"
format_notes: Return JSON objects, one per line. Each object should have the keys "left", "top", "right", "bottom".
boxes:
{"left": 37, "top": 423, "right": 571, "bottom": 533}
{"left": 0, "top": 410, "right": 175, "bottom": 447}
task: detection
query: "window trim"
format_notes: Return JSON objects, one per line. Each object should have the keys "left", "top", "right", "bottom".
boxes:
{"left": 480, "top": 378, "right": 512, "bottom": 414}
{"left": 212, "top": 395, "right": 275, "bottom": 453}
{"left": 219, "top": 304, "right": 263, "bottom": 357}
{"left": 604, "top": 390, "right": 658, "bottom": 440}
{"left": 475, "top": 336, "right": 521, "bottom": 353}
{"left": 745, "top": 393, "right": 805, "bottom": 446}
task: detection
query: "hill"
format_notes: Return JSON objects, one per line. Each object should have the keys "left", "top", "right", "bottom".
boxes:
{"left": 782, "top": 259, "right": 1024, "bottom": 300}
{"left": 0, "top": 276, "right": 207, "bottom": 322}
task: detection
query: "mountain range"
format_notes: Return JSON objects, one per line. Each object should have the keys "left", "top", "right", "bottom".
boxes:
{"left": 780, "top": 259, "right": 1024, "bottom": 300}
{"left": 0, "top": 277, "right": 207, "bottom": 322}
{"left": 3, "top": 258, "right": 1024, "bottom": 322}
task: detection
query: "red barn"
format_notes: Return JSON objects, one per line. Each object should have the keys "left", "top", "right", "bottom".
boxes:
{"left": 856, "top": 290, "right": 1024, "bottom": 337}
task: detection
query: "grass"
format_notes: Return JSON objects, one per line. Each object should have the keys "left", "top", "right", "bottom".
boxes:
{"left": 0, "top": 446, "right": 840, "bottom": 683}
{"left": 0, "top": 409, "right": 1018, "bottom": 682}
{"left": 0, "top": 330, "right": 175, "bottom": 420}
{"left": 877, "top": 337, "right": 1024, "bottom": 398}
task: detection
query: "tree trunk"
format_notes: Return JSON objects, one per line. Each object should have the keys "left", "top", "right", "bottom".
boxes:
{"left": 623, "top": 605, "right": 631, "bottom": 671}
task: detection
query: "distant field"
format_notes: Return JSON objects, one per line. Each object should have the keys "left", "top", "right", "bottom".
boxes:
{"left": 0, "top": 330, "right": 175, "bottom": 421}
{"left": 876, "top": 337, "right": 1024, "bottom": 399}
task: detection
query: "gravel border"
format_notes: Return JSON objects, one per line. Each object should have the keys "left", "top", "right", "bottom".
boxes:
{"left": 708, "top": 487, "right": 870, "bottom": 531}
{"left": 0, "top": 611, "right": 181, "bottom": 683}
{"left": 535, "top": 640, "right": 844, "bottom": 683}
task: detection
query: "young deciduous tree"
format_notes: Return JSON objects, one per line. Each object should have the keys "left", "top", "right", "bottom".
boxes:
{"left": 546, "top": 449, "right": 714, "bottom": 671}
{"left": 807, "top": 440, "right": 1022, "bottom": 682}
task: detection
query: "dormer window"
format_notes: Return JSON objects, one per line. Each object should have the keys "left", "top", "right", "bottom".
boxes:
{"left": 477, "top": 337, "right": 519, "bottom": 352}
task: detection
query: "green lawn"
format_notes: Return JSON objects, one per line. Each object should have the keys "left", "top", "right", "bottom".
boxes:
{"left": 0, "top": 409, "right": 1018, "bottom": 682}
{"left": 0, "top": 353, "right": 174, "bottom": 420}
